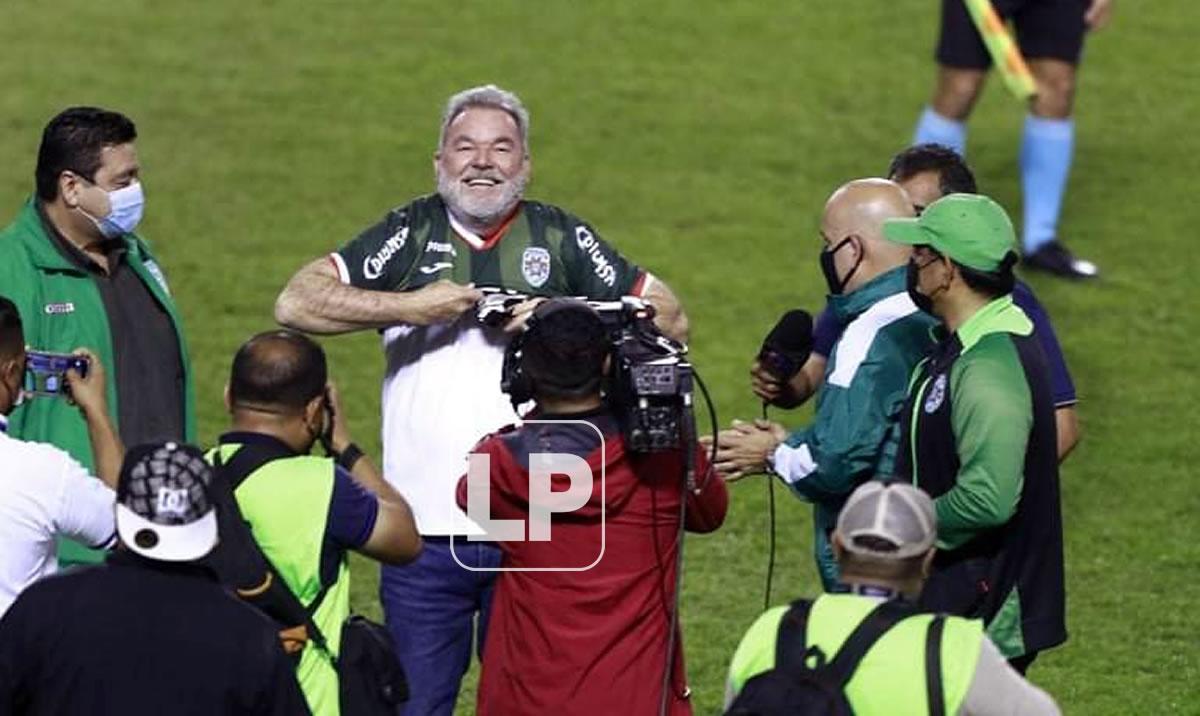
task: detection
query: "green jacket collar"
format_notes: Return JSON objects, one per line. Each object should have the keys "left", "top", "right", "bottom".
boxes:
{"left": 953, "top": 295, "right": 1033, "bottom": 351}
{"left": 828, "top": 265, "right": 908, "bottom": 323}
{"left": 15, "top": 197, "right": 146, "bottom": 272}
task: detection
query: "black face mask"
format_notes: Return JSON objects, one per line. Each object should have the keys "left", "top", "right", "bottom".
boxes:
{"left": 820, "top": 237, "right": 862, "bottom": 295}
{"left": 906, "top": 256, "right": 950, "bottom": 315}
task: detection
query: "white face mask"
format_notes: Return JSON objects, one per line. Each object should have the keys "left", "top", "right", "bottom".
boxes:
{"left": 79, "top": 181, "right": 145, "bottom": 238}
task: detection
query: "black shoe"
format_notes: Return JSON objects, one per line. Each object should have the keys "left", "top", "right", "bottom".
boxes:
{"left": 1023, "top": 241, "right": 1099, "bottom": 280}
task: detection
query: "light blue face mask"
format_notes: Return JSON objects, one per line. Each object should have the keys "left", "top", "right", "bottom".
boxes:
{"left": 80, "top": 180, "right": 145, "bottom": 238}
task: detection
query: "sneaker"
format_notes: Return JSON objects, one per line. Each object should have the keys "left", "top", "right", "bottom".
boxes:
{"left": 1023, "top": 241, "right": 1099, "bottom": 280}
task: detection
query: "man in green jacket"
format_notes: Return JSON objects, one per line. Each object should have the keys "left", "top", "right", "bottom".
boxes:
{"left": 711, "top": 179, "right": 937, "bottom": 589}
{"left": 0, "top": 107, "right": 194, "bottom": 564}
{"left": 886, "top": 193, "right": 1065, "bottom": 672}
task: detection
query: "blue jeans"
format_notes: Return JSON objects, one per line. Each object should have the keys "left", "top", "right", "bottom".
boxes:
{"left": 380, "top": 538, "right": 502, "bottom": 716}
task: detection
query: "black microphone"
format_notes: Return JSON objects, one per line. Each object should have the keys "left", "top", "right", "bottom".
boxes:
{"left": 757, "top": 309, "right": 814, "bottom": 384}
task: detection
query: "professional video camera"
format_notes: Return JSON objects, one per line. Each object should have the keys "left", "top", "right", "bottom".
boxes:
{"left": 588, "top": 296, "right": 694, "bottom": 456}
{"left": 484, "top": 290, "right": 698, "bottom": 470}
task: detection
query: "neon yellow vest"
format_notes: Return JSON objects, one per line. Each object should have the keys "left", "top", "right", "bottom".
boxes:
{"left": 213, "top": 445, "right": 352, "bottom": 716}
{"left": 728, "top": 594, "right": 984, "bottom": 715}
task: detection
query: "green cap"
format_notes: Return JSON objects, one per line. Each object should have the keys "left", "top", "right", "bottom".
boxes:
{"left": 883, "top": 193, "right": 1016, "bottom": 272}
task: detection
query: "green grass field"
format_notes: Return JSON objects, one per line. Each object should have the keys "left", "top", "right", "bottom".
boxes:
{"left": 3, "top": 1, "right": 1197, "bottom": 712}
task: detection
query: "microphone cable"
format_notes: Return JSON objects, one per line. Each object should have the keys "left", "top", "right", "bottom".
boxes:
{"left": 658, "top": 366, "right": 719, "bottom": 716}
{"left": 762, "top": 402, "right": 777, "bottom": 611}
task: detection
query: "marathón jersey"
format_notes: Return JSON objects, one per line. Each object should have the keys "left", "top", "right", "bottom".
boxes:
{"left": 332, "top": 194, "right": 643, "bottom": 299}
{"left": 329, "top": 194, "right": 646, "bottom": 535}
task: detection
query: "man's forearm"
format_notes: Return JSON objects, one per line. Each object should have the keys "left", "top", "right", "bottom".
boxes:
{"left": 275, "top": 259, "right": 429, "bottom": 334}
{"left": 83, "top": 406, "right": 124, "bottom": 490}
{"left": 641, "top": 275, "right": 689, "bottom": 343}
{"left": 934, "top": 466, "right": 1021, "bottom": 550}
{"left": 1055, "top": 406, "right": 1079, "bottom": 462}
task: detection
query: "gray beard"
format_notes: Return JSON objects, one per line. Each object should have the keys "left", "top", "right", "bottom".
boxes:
{"left": 437, "top": 169, "right": 528, "bottom": 232}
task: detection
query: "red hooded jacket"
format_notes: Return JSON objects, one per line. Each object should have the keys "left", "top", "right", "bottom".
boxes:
{"left": 456, "top": 410, "right": 727, "bottom": 716}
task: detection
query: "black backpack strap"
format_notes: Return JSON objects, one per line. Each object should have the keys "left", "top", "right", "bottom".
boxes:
{"left": 212, "top": 443, "right": 341, "bottom": 670}
{"left": 773, "top": 599, "right": 815, "bottom": 671}
{"left": 925, "top": 616, "right": 947, "bottom": 716}
{"left": 214, "top": 441, "right": 296, "bottom": 490}
{"left": 821, "top": 600, "right": 915, "bottom": 687}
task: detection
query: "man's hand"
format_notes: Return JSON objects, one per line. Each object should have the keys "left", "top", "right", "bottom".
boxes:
{"left": 325, "top": 381, "right": 353, "bottom": 455}
{"left": 501, "top": 297, "right": 547, "bottom": 334}
{"left": 711, "top": 419, "right": 789, "bottom": 482}
{"left": 64, "top": 349, "right": 107, "bottom": 418}
{"left": 412, "top": 280, "right": 484, "bottom": 325}
{"left": 1085, "top": 0, "right": 1114, "bottom": 29}
{"left": 751, "top": 360, "right": 802, "bottom": 409}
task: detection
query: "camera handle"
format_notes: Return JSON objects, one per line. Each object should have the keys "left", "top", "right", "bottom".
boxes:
{"left": 679, "top": 367, "right": 696, "bottom": 492}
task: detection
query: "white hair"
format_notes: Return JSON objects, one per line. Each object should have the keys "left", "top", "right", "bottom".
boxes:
{"left": 438, "top": 84, "right": 530, "bottom": 153}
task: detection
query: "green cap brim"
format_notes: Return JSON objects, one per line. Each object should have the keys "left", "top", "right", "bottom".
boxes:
{"left": 882, "top": 217, "right": 929, "bottom": 247}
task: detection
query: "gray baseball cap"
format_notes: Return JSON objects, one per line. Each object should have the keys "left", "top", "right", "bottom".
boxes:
{"left": 835, "top": 481, "right": 937, "bottom": 559}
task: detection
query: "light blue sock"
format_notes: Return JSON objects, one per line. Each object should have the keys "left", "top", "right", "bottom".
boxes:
{"left": 913, "top": 106, "right": 967, "bottom": 156}
{"left": 1020, "top": 114, "right": 1075, "bottom": 253}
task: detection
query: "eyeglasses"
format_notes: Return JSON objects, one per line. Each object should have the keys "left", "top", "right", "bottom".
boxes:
{"left": 912, "top": 249, "right": 944, "bottom": 271}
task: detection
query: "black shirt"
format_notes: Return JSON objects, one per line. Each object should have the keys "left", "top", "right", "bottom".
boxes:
{"left": 0, "top": 551, "right": 311, "bottom": 715}
{"left": 38, "top": 205, "right": 185, "bottom": 446}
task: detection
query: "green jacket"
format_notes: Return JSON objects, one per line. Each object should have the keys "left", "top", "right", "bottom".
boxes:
{"left": 773, "top": 266, "right": 936, "bottom": 589}
{"left": 897, "top": 296, "right": 1066, "bottom": 658}
{"left": 0, "top": 198, "right": 195, "bottom": 562}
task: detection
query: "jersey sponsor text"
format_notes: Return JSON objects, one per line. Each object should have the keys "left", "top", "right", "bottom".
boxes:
{"left": 575, "top": 226, "right": 616, "bottom": 288}
{"left": 363, "top": 226, "right": 410, "bottom": 280}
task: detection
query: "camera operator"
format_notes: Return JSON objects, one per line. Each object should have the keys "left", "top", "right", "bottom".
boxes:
{"left": 455, "top": 299, "right": 727, "bottom": 716}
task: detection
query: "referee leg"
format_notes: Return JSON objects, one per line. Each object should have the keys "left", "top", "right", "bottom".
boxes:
{"left": 914, "top": 0, "right": 997, "bottom": 154}
{"left": 1016, "top": 0, "right": 1091, "bottom": 264}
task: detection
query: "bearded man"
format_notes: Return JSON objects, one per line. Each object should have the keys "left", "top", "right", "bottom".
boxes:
{"left": 275, "top": 84, "right": 686, "bottom": 716}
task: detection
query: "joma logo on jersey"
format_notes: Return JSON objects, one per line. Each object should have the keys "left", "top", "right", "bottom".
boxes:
{"left": 575, "top": 226, "right": 616, "bottom": 288}
{"left": 363, "top": 226, "right": 410, "bottom": 280}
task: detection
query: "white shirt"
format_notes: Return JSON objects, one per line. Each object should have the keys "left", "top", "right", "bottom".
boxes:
{"left": 0, "top": 418, "right": 116, "bottom": 616}
{"left": 379, "top": 314, "right": 519, "bottom": 535}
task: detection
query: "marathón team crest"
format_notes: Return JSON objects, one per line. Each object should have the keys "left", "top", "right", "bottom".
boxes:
{"left": 521, "top": 246, "right": 551, "bottom": 288}
{"left": 924, "top": 373, "right": 947, "bottom": 414}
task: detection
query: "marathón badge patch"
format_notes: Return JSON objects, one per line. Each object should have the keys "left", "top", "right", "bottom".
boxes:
{"left": 522, "top": 246, "right": 551, "bottom": 288}
{"left": 924, "top": 373, "right": 947, "bottom": 413}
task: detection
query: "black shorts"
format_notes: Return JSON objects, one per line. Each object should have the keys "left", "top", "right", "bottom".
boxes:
{"left": 936, "top": 0, "right": 1087, "bottom": 69}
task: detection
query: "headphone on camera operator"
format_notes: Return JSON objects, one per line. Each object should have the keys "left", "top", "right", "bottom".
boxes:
{"left": 500, "top": 298, "right": 612, "bottom": 413}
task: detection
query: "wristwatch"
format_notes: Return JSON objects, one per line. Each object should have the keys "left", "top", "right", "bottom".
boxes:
{"left": 335, "top": 443, "right": 365, "bottom": 472}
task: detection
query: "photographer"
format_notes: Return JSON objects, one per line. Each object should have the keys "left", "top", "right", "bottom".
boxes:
{"left": 0, "top": 296, "right": 123, "bottom": 617}
{"left": 213, "top": 330, "right": 422, "bottom": 715}
{"left": 456, "top": 299, "right": 727, "bottom": 716}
